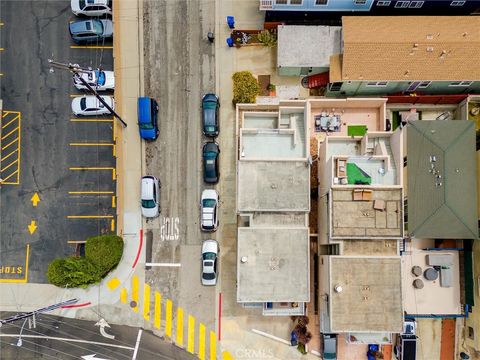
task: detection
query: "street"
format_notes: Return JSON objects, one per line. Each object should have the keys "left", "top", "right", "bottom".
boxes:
{"left": 142, "top": 0, "right": 217, "bottom": 331}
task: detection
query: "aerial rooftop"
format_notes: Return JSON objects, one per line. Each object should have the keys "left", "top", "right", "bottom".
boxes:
{"left": 237, "top": 227, "right": 309, "bottom": 303}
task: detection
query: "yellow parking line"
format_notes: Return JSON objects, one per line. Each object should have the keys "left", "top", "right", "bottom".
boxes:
{"left": 1, "top": 137, "right": 18, "bottom": 150}
{"left": 113, "top": 120, "right": 116, "bottom": 141}
{"left": 69, "top": 143, "right": 114, "bottom": 147}
{"left": 66, "top": 215, "right": 114, "bottom": 219}
{"left": 0, "top": 48, "right": 4, "bottom": 51}
{"left": 2, "top": 117, "right": 18, "bottom": 129}
{"left": 165, "top": 299, "right": 173, "bottom": 338}
{"left": 69, "top": 167, "right": 115, "bottom": 170}
{"left": 120, "top": 288, "right": 127, "bottom": 303}
{"left": 210, "top": 331, "right": 216, "bottom": 360}
{"left": 198, "top": 323, "right": 206, "bottom": 360}
{"left": 68, "top": 191, "right": 114, "bottom": 195}
{"left": 107, "top": 277, "right": 120, "bottom": 291}
{"left": 110, "top": 219, "right": 115, "bottom": 232}
{"left": 113, "top": 143, "right": 116, "bottom": 157}
{"left": 70, "top": 45, "right": 113, "bottom": 49}
{"left": 70, "top": 94, "right": 84, "bottom": 98}
{"left": 112, "top": 168, "right": 116, "bottom": 180}
{"left": 143, "top": 284, "right": 151, "bottom": 321}
{"left": 187, "top": 315, "right": 195, "bottom": 354}
{"left": 132, "top": 275, "right": 139, "bottom": 313}
{"left": 112, "top": 195, "right": 116, "bottom": 208}
{"left": 154, "top": 292, "right": 161, "bottom": 329}
{"left": 1, "top": 148, "right": 18, "bottom": 162}
{"left": 70, "top": 118, "right": 114, "bottom": 122}
{"left": 0, "top": 73, "right": 3, "bottom": 77}
{"left": 2, "top": 111, "right": 12, "bottom": 118}
{"left": 1, "top": 169, "right": 18, "bottom": 183}
{"left": 1, "top": 243, "right": 30, "bottom": 283}
{"left": 0, "top": 23, "right": 4, "bottom": 26}
{"left": 1, "top": 159, "right": 18, "bottom": 172}
{"left": 17, "top": 114, "right": 22, "bottom": 183}
{"left": 2, "top": 126, "right": 19, "bottom": 140}
{"left": 176, "top": 307, "right": 184, "bottom": 346}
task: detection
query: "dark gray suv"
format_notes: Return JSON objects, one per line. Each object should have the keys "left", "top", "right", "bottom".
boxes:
{"left": 69, "top": 19, "right": 113, "bottom": 44}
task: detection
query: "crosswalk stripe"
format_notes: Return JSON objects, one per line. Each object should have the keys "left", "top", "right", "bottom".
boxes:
{"left": 198, "top": 323, "right": 206, "bottom": 360}
{"left": 120, "top": 288, "right": 127, "bottom": 303}
{"left": 165, "top": 299, "right": 173, "bottom": 338}
{"left": 154, "top": 292, "right": 161, "bottom": 329}
{"left": 210, "top": 331, "right": 216, "bottom": 360}
{"left": 187, "top": 315, "right": 195, "bottom": 354}
{"left": 176, "top": 307, "right": 184, "bottom": 346}
{"left": 132, "top": 276, "right": 139, "bottom": 313}
{"left": 143, "top": 284, "right": 151, "bottom": 321}
{"left": 107, "top": 277, "right": 120, "bottom": 290}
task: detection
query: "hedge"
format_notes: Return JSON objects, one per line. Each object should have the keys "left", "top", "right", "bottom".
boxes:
{"left": 232, "top": 71, "right": 260, "bottom": 105}
{"left": 46, "top": 235, "right": 124, "bottom": 288}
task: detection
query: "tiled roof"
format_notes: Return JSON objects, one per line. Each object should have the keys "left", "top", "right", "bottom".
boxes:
{"left": 339, "top": 16, "right": 480, "bottom": 81}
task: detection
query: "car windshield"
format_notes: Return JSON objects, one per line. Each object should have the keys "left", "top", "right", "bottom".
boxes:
{"left": 205, "top": 151, "right": 217, "bottom": 159}
{"left": 91, "top": 20, "right": 103, "bottom": 35}
{"left": 205, "top": 125, "right": 215, "bottom": 132}
{"left": 202, "top": 199, "right": 216, "bottom": 207}
{"left": 96, "top": 71, "right": 106, "bottom": 86}
{"left": 80, "top": 97, "right": 87, "bottom": 110}
{"left": 142, "top": 199, "right": 156, "bottom": 209}
{"left": 203, "top": 252, "right": 216, "bottom": 260}
{"left": 202, "top": 272, "right": 215, "bottom": 280}
{"left": 204, "top": 101, "right": 216, "bottom": 109}
{"left": 139, "top": 122, "right": 154, "bottom": 130}
{"left": 79, "top": 0, "right": 86, "bottom": 9}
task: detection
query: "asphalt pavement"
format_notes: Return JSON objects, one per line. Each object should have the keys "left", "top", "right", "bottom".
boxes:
{"left": 0, "top": 312, "right": 195, "bottom": 360}
{"left": 142, "top": 0, "right": 217, "bottom": 331}
{"left": 0, "top": 0, "right": 115, "bottom": 284}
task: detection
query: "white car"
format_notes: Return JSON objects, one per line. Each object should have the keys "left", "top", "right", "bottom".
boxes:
{"left": 73, "top": 70, "right": 114, "bottom": 91}
{"left": 200, "top": 189, "right": 218, "bottom": 231}
{"left": 71, "top": 95, "right": 114, "bottom": 116}
{"left": 71, "top": 0, "right": 112, "bottom": 16}
{"left": 201, "top": 240, "right": 218, "bottom": 286}
{"left": 141, "top": 176, "right": 160, "bottom": 218}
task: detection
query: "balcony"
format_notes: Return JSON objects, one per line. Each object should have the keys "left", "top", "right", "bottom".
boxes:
{"left": 259, "top": 0, "right": 273, "bottom": 10}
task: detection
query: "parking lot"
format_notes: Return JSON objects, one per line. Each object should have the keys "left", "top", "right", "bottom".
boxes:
{"left": 0, "top": 0, "right": 115, "bottom": 283}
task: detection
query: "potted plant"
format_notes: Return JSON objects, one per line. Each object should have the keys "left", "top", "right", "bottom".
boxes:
{"left": 267, "top": 83, "right": 276, "bottom": 96}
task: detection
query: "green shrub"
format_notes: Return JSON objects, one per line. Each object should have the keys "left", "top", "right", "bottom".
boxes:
{"left": 232, "top": 71, "right": 260, "bottom": 105}
{"left": 257, "top": 30, "right": 277, "bottom": 47}
{"left": 47, "top": 257, "right": 102, "bottom": 288}
{"left": 85, "top": 234, "right": 124, "bottom": 276}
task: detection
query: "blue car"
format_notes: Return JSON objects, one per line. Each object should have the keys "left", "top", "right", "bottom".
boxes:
{"left": 137, "top": 97, "right": 159, "bottom": 140}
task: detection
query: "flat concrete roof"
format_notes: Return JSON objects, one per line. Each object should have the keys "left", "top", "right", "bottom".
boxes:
{"left": 331, "top": 188, "right": 403, "bottom": 238}
{"left": 402, "top": 242, "right": 461, "bottom": 315}
{"left": 238, "top": 161, "right": 309, "bottom": 212}
{"left": 277, "top": 25, "right": 342, "bottom": 68}
{"left": 237, "top": 227, "right": 309, "bottom": 303}
{"left": 330, "top": 256, "right": 403, "bottom": 333}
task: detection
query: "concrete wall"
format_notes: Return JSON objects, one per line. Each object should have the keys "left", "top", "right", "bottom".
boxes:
{"left": 318, "top": 255, "right": 332, "bottom": 334}
{"left": 327, "top": 81, "right": 480, "bottom": 97}
{"left": 390, "top": 128, "right": 404, "bottom": 186}
{"left": 278, "top": 66, "right": 326, "bottom": 77}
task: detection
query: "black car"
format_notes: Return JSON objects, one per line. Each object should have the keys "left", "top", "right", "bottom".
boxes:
{"left": 69, "top": 19, "right": 113, "bottom": 44}
{"left": 202, "top": 93, "right": 219, "bottom": 137}
{"left": 203, "top": 142, "right": 220, "bottom": 184}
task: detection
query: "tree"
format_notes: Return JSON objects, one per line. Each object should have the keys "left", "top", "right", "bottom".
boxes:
{"left": 47, "top": 257, "right": 101, "bottom": 288}
{"left": 257, "top": 30, "right": 277, "bottom": 47}
{"left": 232, "top": 71, "right": 260, "bottom": 105}
{"left": 85, "top": 234, "right": 124, "bottom": 276}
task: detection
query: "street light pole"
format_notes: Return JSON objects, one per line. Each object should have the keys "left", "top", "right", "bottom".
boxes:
{"left": 15, "top": 318, "right": 28, "bottom": 347}
{"left": 48, "top": 59, "right": 127, "bottom": 128}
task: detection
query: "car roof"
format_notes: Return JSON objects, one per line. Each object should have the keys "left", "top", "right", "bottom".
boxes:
{"left": 70, "top": 20, "right": 94, "bottom": 33}
{"left": 202, "top": 240, "right": 218, "bottom": 254}
{"left": 201, "top": 189, "right": 217, "bottom": 201}
{"left": 141, "top": 176, "right": 155, "bottom": 199}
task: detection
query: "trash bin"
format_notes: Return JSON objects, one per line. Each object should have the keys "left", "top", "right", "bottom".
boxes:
{"left": 226, "top": 16, "right": 235, "bottom": 29}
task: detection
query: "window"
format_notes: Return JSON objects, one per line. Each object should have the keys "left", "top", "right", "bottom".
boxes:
{"left": 395, "top": 1, "right": 410, "bottom": 8}
{"left": 450, "top": 0, "right": 465, "bottom": 5}
{"left": 418, "top": 81, "right": 431, "bottom": 88}
{"left": 290, "top": 0, "right": 303, "bottom": 4}
{"left": 377, "top": 1, "right": 391, "bottom": 5}
{"left": 315, "top": 0, "right": 328, "bottom": 4}
{"left": 354, "top": 0, "right": 367, "bottom": 4}
{"left": 366, "top": 81, "right": 389, "bottom": 87}
{"left": 409, "top": 1, "right": 424, "bottom": 7}
{"left": 275, "top": 0, "right": 287, "bottom": 4}
{"left": 449, "top": 81, "right": 473, "bottom": 86}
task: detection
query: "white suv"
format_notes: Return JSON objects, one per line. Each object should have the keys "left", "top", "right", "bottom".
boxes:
{"left": 200, "top": 189, "right": 218, "bottom": 231}
{"left": 141, "top": 176, "right": 160, "bottom": 218}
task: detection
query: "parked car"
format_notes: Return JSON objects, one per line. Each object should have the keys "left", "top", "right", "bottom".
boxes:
{"left": 137, "top": 97, "right": 159, "bottom": 140}
{"left": 73, "top": 70, "right": 114, "bottom": 91}
{"left": 71, "top": 95, "right": 114, "bottom": 116}
{"left": 71, "top": 0, "right": 112, "bottom": 16}
{"left": 322, "top": 333, "right": 337, "bottom": 360}
{"left": 69, "top": 19, "right": 113, "bottom": 44}
{"left": 201, "top": 240, "right": 218, "bottom": 286}
{"left": 141, "top": 176, "right": 160, "bottom": 218}
{"left": 200, "top": 189, "right": 219, "bottom": 232}
{"left": 202, "top": 142, "right": 220, "bottom": 184}
{"left": 201, "top": 93, "right": 219, "bottom": 137}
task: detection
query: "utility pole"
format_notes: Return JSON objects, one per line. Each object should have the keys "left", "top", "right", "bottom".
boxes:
{"left": 48, "top": 59, "right": 127, "bottom": 128}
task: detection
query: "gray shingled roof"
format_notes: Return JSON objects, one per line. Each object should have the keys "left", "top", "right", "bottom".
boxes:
{"left": 407, "top": 121, "right": 478, "bottom": 239}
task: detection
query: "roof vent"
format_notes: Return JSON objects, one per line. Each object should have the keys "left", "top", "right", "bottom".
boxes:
{"left": 241, "top": 256, "right": 248, "bottom": 263}
{"left": 411, "top": 266, "right": 422, "bottom": 277}
{"left": 424, "top": 267, "right": 439, "bottom": 281}
{"left": 334, "top": 284, "right": 343, "bottom": 293}
{"left": 426, "top": 47, "right": 434, "bottom": 52}
{"left": 413, "top": 279, "right": 424, "bottom": 289}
